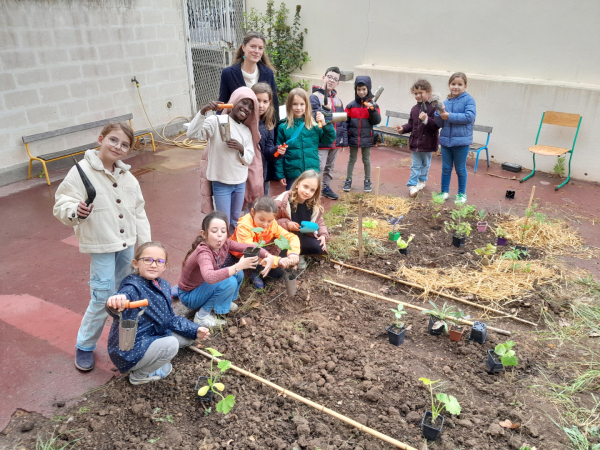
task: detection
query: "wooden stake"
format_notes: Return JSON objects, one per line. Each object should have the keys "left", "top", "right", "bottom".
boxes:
{"left": 527, "top": 185, "right": 536, "bottom": 210}
{"left": 329, "top": 260, "right": 537, "bottom": 326}
{"left": 374, "top": 166, "right": 381, "bottom": 206}
{"left": 324, "top": 280, "right": 512, "bottom": 335}
{"left": 358, "top": 198, "right": 364, "bottom": 258}
{"left": 189, "top": 347, "right": 418, "bottom": 450}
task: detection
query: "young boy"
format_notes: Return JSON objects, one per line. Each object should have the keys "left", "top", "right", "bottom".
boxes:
{"left": 343, "top": 76, "right": 381, "bottom": 193}
{"left": 309, "top": 66, "right": 347, "bottom": 200}
{"left": 396, "top": 79, "right": 440, "bottom": 197}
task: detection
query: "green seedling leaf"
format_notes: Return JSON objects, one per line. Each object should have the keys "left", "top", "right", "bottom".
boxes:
{"left": 216, "top": 395, "right": 235, "bottom": 414}
{"left": 443, "top": 394, "right": 461, "bottom": 415}
{"left": 198, "top": 385, "right": 210, "bottom": 397}
{"left": 274, "top": 236, "right": 292, "bottom": 250}
{"left": 419, "top": 377, "right": 434, "bottom": 385}
{"left": 206, "top": 347, "right": 223, "bottom": 357}
{"left": 217, "top": 360, "right": 231, "bottom": 372}
{"left": 501, "top": 355, "right": 518, "bottom": 367}
{"left": 250, "top": 227, "right": 264, "bottom": 233}
{"left": 214, "top": 383, "right": 225, "bottom": 392}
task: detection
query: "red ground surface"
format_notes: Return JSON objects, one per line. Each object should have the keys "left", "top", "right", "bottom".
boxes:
{"left": 0, "top": 144, "right": 598, "bottom": 429}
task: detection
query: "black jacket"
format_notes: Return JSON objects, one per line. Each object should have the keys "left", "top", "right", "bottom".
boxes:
{"left": 344, "top": 76, "right": 381, "bottom": 148}
{"left": 400, "top": 102, "right": 440, "bottom": 152}
{"left": 309, "top": 86, "right": 347, "bottom": 148}
{"left": 219, "top": 62, "right": 279, "bottom": 116}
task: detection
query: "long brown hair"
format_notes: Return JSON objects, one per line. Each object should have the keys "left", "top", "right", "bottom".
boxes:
{"left": 289, "top": 170, "right": 323, "bottom": 213}
{"left": 285, "top": 88, "right": 315, "bottom": 130}
{"left": 182, "top": 211, "right": 229, "bottom": 267}
{"left": 251, "top": 82, "right": 276, "bottom": 130}
{"left": 232, "top": 31, "right": 276, "bottom": 73}
{"left": 133, "top": 241, "right": 169, "bottom": 274}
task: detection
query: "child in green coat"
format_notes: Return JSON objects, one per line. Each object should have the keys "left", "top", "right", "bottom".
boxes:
{"left": 275, "top": 87, "right": 336, "bottom": 190}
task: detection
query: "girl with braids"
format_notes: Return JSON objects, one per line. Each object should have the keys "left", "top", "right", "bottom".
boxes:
{"left": 176, "top": 211, "right": 275, "bottom": 327}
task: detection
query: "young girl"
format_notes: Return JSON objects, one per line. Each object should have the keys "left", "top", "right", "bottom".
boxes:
{"left": 251, "top": 82, "right": 277, "bottom": 196}
{"left": 187, "top": 87, "right": 262, "bottom": 233}
{"left": 230, "top": 196, "right": 300, "bottom": 289}
{"left": 53, "top": 123, "right": 151, "bottom": 372}
{"left": 274, "top": 87, "right": 336, "bottom": 190}
{"left": 177, "top": 211, "right": 275, "bottom": 327}
{"left": 434, "top": 72, "right": 476, "bottom": 205}
{"left": 275, "top": 170, "right": 329, "bottom": 270}
{"left": 106, "top": 242, "right": 210, "bottom": 385}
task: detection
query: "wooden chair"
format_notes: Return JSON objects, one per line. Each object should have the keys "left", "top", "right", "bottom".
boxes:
{"left": 520, "top": 111, "right": 582, "bottom": 190}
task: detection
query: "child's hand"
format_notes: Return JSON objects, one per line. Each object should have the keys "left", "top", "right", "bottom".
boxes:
{"left": 287, "top": 221, "right": 300, "bottom": 232}
{"left": 77, "top": 201, "right": 93, "bottom": 218}
{"left": 395, "top": 125, "right": 403, "bottom": 134}
{"left": 315, "top": 111, "right": 326, "bottom": 126}
{"left": 197, "top": 327, "right": 210, "bottom": 340}
{"left": 107, "top": 294, "right": 128, "bottom": 312}
{"left": 317, "top": 235, "right": 327, "bottom": 250}
{"left": 276, "top": 145, "right": 287, "bottom": 156}
{"left": 440, "top": 111, "right": 450, "bottom": 120}
{"left": 287, "top": 254, "right": 300, "bottom": 266}
{"left": 200, "top": 101, "right": 223, "bottom": 114}
{"left": 280, "top": 178, "right": 287, "bottom": 187}
{"left": 238, "top": 255, "right": 259, "bottom": 270}
{"left": 419, "top": 112, "right": 427, "bottom": 122}
{"left": 363, "top": 101, "right": 373, "bottom": 109}
{"left": 260, "top": 254, "right": 275, "bottom": 277}
{"left": 227, "top": 139, "right": 244, "bottom": 153}
{"left": 278, "top": 257, "right": 291, "bottom": 268}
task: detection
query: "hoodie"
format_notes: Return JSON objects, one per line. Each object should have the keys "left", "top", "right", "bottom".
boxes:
{"left": 344, "top": 76, "right": 381, "bottom": 148}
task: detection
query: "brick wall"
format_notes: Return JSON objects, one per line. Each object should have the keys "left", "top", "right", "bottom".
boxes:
{"left": 0, "top": 0, "right": 192, "bottom": 183}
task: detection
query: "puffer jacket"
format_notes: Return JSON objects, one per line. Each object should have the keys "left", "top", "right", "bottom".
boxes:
{"left": 310, "top": 87, "right": 347, "bottom": 149}
{"left": 400, "top": 101, "right": 440, "bottom": 152}
{"left": 274, "top": 118, "right": 336, "bottom": 180}
{"left": 274, "top": 191, "right": 329, "bottom": 240}
{"left": 434, "top": 92, "right": 477, "bottom": 147}
{"left": 258, "top": 120, "right": 277, "bottom": 181}
{"left": 345, "top": 76, "right": 381, "bottom": 148}
{"left": 53, "top": 149, "right": 151, "bottom": 253}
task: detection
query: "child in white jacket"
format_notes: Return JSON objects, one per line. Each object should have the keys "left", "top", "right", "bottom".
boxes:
{"left": 53, "top": 123, "right": 151, "bottom": 372}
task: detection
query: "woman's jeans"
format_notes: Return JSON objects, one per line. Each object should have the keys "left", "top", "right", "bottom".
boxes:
{"left": 441, "top": 145, "right": 470, "bottom": 195}
{"left": 346, "top": 147, "right": 371, "bottom": 180}
{"left": 76, "top": 247, "right": 134, "bottom": 352}
{"left": 211, "top": 181, "right": 246, "bottom": 233}
{"left": 179, "top": 271, "right": 243, "bottom": 315}
{"left": 407, "top": 151, "right": 433, "bottom": 186}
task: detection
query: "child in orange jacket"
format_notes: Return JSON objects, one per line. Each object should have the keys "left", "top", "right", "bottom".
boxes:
{"left": 230, "top": 196, "right": 300, "bottom": 289}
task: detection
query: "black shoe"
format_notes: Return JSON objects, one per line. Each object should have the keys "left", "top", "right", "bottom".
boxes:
{"left": 75, "top": 348, "right": 95, "bottom": 371}
{"left": 364, "top": 179, "right": 372, "bottom": 193}
{"left": 322, "top": 186, "right": 339, "bottom": 200}
{"left": 343, "top": 179, "right": 352, "bottom": 192}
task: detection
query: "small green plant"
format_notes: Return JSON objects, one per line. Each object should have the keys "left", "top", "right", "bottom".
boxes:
{"left": 390, "top": 304, "right": 408, "bottom": 329}
{"left": 553, "top": 155, "right": 566, "bottom": 177}
{"left": 431, "top": 192, "right": 446, "bottom": 224}
{"left": 501, "top": 247, "right": 528, "bottom": 260}
{"left": 250, "top": 227, "right": 269, "bottom": 249}
{"left": 362, "top": 219, "right": 378, "bottom": 229}
{"left": 77, "top": 407, "right": 89, "bottom": 414}
{"left": 496, "top": 226, "right": 507, "bottom": 238}
{"left": 448, "top": 309, "right": 466, "bottom": 328}
{"left": 396, "top": 234, "right": 414, "bottom": 249}
{"left": 35, "top": 168, "right": 47, "bottom": 179}
{"left": 422, "top": 301, "right": 457, "bottom": 333}
{"left": 494, "top": 341, "right": 518, "bottom": 367}
{"left": 474, "top": 243, "right": 497, "bottom": 256}
{"left": 418, "top": 378, "right": 461, "bottom": 425}
{"left": 478, "top": 209, "right": 487, "bottom": 221}
{"left": 148, "top": 437, "right": 162, "bottom": 444}
{"left": 204, "top": 407, "right": 212, "bottom": 415}
{"left": 444, "top": 204, "right": 475, "bottom": 237}
{"left": 35, "top": 430, "right": 77, "bottom": 450}
{"left": 198, "top": 348, "right": 235, "bottom": 414}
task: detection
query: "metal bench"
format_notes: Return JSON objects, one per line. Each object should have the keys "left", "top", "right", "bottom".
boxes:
{"left": 22, "top": 113, "right": 155, "bottom": 185}
{"left": 376, "top": 110, "right": 493, "bottom": 173}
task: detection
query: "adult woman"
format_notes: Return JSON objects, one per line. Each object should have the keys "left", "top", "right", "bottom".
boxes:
{"left": 219, "top": 31, "right": 279, "bottom": 115}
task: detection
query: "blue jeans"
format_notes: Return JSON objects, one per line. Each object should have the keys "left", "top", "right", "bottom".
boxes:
{"left": 211, "top": 181, "right": 246, "bottom": 233}
{"left": 441, "top": 145, "right": 469, "bottom": 195}
{"left": 407, "top": 151, "right": 433, "bottom": 186}
{"left": 179, "top": 271, "right": 243, "bottom": 315}
{"left": 76, "top": 247, "right": 134, "bottom": 351}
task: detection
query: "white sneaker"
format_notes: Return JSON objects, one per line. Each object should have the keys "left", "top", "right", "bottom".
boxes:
{"left": 129, "top": 373, "right": 161, "bottom": 385}
{"left": 440, "top": 192, "right": 449, "bottom": 201}
{"left": 229, "top": 302, "right": 238, "bottom": 312}
{"left": 297, "top": 255, "right": 307, "bottom": 270}
{"left": 416, "top": 181, "right": 426, "bottom": 191}
{"left": 194, "top": 313, "right": 227, "bottom": 327}
{"left": 455, "top": 194, "right": 467, "bottom": 205}
{"left": 409, "top": 186, "right": 419, "bottom": 197}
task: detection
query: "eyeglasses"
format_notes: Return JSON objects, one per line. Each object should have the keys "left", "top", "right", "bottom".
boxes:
{"left": 325, "top": 74, "right": 340, "bottom": 83}
{"left": 136, "top": 257, "right": 166, "bottom": 266}
{"left": 107, "top": 136, "right": 131, "bottom": 153}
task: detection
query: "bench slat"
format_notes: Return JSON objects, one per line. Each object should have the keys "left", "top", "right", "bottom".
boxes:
{"left": 134, "top": 128, "right": 153, "bottom": 137}
{"left": 37, "top": 142, "right": 99, "bottom": 161}
{"left": 385, "top": 110, "right": 492, "bottom": 134}
{"left": 376, "top": 126, "right": 410, "bottom": 138}
{"left": 473, "top": 124, "right": 493, "bottom": 133}
{"left": 22, "top": 114, "right": 134, "bottom": 143}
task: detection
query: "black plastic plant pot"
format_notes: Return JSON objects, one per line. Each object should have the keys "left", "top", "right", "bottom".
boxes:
{"left": 468, "top": 321, "right": 488, "bottom": 344}
{"left": 386, "top": 325, "right": 406, "bottom": 346}
{"left": 486, "top": 350, "right": 504, "bottom": 373}
{"left": 428, "top": 315, "right": 445, "bottom": 336}
{"left": 506, "top": 190, "right": 515, "bottom": 199}
{"left": 195, "top": 376, "right": 215, "bottom": 403}
{"left": 242, "top": 247, "right": 261, "bottom": 258}
{"left": 497, "top": 237, "right": 507, "bottom": 246}
{"left": 422, "top": 411, "right": 444, "bottom": 441}
{"left": 515, "top": 245, "right": 528, "bottom": 259}
{"left": 398, "top": 246, "right": 410, "bottom": 255}
{"left": 452, "top": 235, "right": 466, "bottom": 248}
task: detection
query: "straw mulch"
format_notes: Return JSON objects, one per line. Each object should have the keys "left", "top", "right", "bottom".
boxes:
{"left": 497, "top": 216, "right": 599, "bottom": 259}
{"left": 362, "top": 195, "right": 413, "bottom": 217}
{"left": 348, "top": 217, "right": 410, "bottom": 240}
{"left": 396, "top": 259, "right": 563, "bottom": 301}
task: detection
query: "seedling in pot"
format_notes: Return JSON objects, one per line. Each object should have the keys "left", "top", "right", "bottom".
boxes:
{"left": 397, "top": 234, "right": 414, "bottom": 255}
{"left": 474, "top": 243, "right": 497, "bottom": 266}
{"left": 419, "top": 378, "right": 461, "bottom": 441}
{"left": 444, "top": 203, "right": 475, "bottom": 247}
{"left": 477, "top": 209, "right": 488, "bottom": 232}
{"left": 486, "top": 340, "right": 518, "bottom": 374}
{"left": 388, "top": 215, "right": 403, "bottom": 241}
{"left": 387, "top": 304, "right": 407, "bottom": 346}
{"left": 196, "top": 348, "right": 235, "bottom": 414}
{"left": 431, "top": 192, "right": 445, "bottom": 225}
{"left": 243, "top": 227, "right": 269, "bottom": 258}
{"left": 448, "top": 309, "right": 467, "bottom": 342}
{"left": 496, "top": 226, "right": 508, "bottom": 246}
{"left": 422, "top": 301, "right": 456, "bottom": 335}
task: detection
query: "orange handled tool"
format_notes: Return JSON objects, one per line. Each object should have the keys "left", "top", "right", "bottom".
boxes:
{"left": 274, "top": 143, "right": 287, "bottom": 157}
{"left": 217, "top": 104, "right": 234, "bottom": 110}
{"left": 124, "top": 299, "right": 148, "bottom": 309}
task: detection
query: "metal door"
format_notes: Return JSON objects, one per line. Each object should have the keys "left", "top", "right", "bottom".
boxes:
{"left": 183, "top": 0, "right": 246, "bottom": 114}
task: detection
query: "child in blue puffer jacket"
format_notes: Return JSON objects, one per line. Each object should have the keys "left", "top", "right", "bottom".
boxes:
{"left": 435, "top": 72, "right": 476, "bottom": 205}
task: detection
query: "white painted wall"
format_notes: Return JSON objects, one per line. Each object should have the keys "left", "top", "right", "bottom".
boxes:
{"left": 247, "top": 0, "right": 600, "bottom": 182}
{"left": 0, "top": 0, "right": 192, "bottom": 182}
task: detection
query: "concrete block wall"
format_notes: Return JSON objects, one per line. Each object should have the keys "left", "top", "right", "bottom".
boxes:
{"left": 0, "top": 0, "right": 193, "bottom": 185}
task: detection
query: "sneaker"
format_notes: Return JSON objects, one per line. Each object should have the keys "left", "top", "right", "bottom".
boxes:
{"left": 129, "top": 372, "right": 161, "bottom": 385}
{"left": 409, "top": 186, "right": 419, "bottom": 198}
{"left": 297, "top": 255, "right": 307, "bottom": 270}
{"left": 148, "top": 363, "right": 172, "bottom": 379}
{"left": 440, "top": 192, "right": 449, "bottom": 201}
{"left": 321, "top": 186, "right": 339, "bottom": 200}
{"left": 455, "top": 194, "right": 467, "bottom": 205}
{"left": 416, "top": 181, "right": 426, "bottom": 191}
{"left": 364, "top": 179, "right": 372, "bottom": 193}
{"left": 194, "top": 313, "right": 227, "bottom": 327}
{"left": 75, "top": 349, "right": 95, "bottom": 371}
{"left": 252, "top": 276, "right": 265, "bottom": 290}
{"left": 343, "top": 179, "right": 352, "bottom": 192}
{"left": 229, "top": 302, "right": 238, "bottom": 312}
{"left": 170, "top": 285, "right": 179, "bottom": 299}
